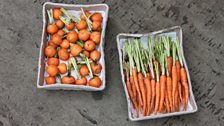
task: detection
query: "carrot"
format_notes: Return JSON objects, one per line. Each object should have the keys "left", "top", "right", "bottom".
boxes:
{"left": 138, "top": 73, "right": 146, "bottom": 114}
{"left": 176, "top": 60, "right": 183, "bottom": 103}
{"left": 157, "top": 51, "right": 166, "bottom": 112}
{"left": 174, "top": 87, "right": 179, "bottom": 112}
{"left": 180, "top": 68, "right": 189, "bottom": 110}
{"left": 126, "top": 78, "right": 134, "bottom": 104}
{"left": 176, "top": 38, "right": 189, "bottom": 110}
{"left": 154, "top": 62, "right": 160, "bottom": 113}
{"left": 132, "top": 68, "right": 143, "bottom": 107}
{"left": 167, "top": 56, "right": 173, "bottom": 75}
{"left": 150, "top": 79, "right": 156, "bottom": 113}
{"left": 176, "top": 60, "right": 181, "bottom": 81}
{"left": 159, "top": 75, "right": 166, "bottom": 112}
{"left": 182, "top": 85, "right": 185, "bottom": 106}
{"left": 166, "top": 76, "right": 173, "bottom": 111}
{"left": 178, "top": 81, "right": 183, "bottom": 103}
{"left": 144, "top": 74, "right": 151, "bottom": 115}
{"left": 125, "top": 41, "right": 142, "bottom": 113}
{"left": 130, "top": 76, "right": 138, "bottom": 109}
{"left": 124, "top": 62, "right": 134, "bottom": 107}
{"left": 171, "top": 43, "right": 178, "bottom": 110}
{"left": 163, "top": 36, "right": 172, "bottom": 75}
{"left": 155, "top": 80, "right": 160, "bottom": 113}
{"left": 165, "top": 89, "right": 171, "bottom": 113}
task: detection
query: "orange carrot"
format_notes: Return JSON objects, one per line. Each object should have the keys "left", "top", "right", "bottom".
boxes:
{"left": 176, "top": 60, "right": 181, "bottom": 81}
{"left": 174, "top": 87, "right": 180, "bottom": 112}
{"left": 155, "top": 81, "right": 160, "bottom": 113}
{"left": 176, "top": 37, "right": 189, "bottom": 111}
{"left": 138, "top": 73, "right": 146, "bottom": 114}
{"left": 180, "top": 67, "right": 189, "bottom": 110}
{"left": 172, "top": 65, "right": 178, "bottom": 109}
{"left": 132, "top": 67, "right": 143, "bottom": 106}
{"left": 178, "top": 81, "right": 183, "bottom": 103}
{"left": 126, "top": 78, "right": 134, "bottom": 106}
{"left": 171, "top": 43, "right": 178, "bottom": 110}
{"left": 167, "top": 56, "right": 173, "bottom": 75}
{"left": 166, "top": 76, "right": 173, "bottom": 111}
{"left": 154, "top": 62, "right": 160, "bottom": 113}
{"left": 182, "top": 85, "right": 185, "bottom": 105}
{"left": 144, "top": 73, "right": 151, "bottom": 115}
{"left": 165, "top": 89, "right": 171, "bottom": 113}
{"left": 150, "top": 79, "right": 156, "bottom": 113}
{"left": 130, "top": 76, "right": 137, "bottom": 109}
{"left": 159, "top": 75, "right": 166, "bottom": 112}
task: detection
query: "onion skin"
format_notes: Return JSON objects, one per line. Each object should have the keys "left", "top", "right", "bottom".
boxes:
{"left": 90, "top": 32, "right": 101, "bottom": 45}
{"left": 51, "top": 34, "right": 63, "bottom": 46}
{"left": 58, "top": 63, "right": 67, "bottom": 74}
{"left": 91, "top": 62, "right": 102, "bottom": 74}
{"left": 47, "top": 24, "right": 58, "bottom": 34}
{"left": 75, "top": 77, "right": 87, "bottom": 85}
{"left": 47, "top": 57, "right": 59, "bottom": 66}
{"left": 84, "top": 40, "right": 96, "bottom": 52}
{"left": 78, "top": 29, "right": 90, "bottom": 41}
{"left": 90, "top": 50, "right": 101, "bottom": 61}
{"left": 45, "top": 46, "right": 56, "bottom": 57}
{"left": 76, "top": 20, "right": 88, "bottom": 30}
{"left": 56, "top": 20, "right": 64, "bottom": 29}
{"left": 61, "top": 76, "right": 76, "bottom": 84}
{"left": 79, "top": 66, "right": 89, "bottom": 77}
{"left": 89, "top": 76, "right": 102, "bottom": 88}
{"left": 53, "top": 8, "right": 63, "bottom": 20}
{"left": 66, "top": 31, "right": 78, "bottom": 43}
{"left": 58, "top": 48, "right": 69, "bottom": 61}
{"left": 45, "top": 76, "right": 56, "bottom": 85}
{"left": 91, "top": 13, "right": 103, "bottom": 22}
{"left": 46, "top": 65, "right": 59, "bottom": 77}
{"left": 92, "top": 21, "right": 101, "bottom": 31}
{"left": 70, "top": 44, "right": 82, "bottom": 57}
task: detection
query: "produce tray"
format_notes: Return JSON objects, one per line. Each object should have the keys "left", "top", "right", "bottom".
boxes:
{"left": 37, "top": 2, "right": 109, "bottom": 90}
{"left": 116, "top": 26, "right": 198, "bottom": 121}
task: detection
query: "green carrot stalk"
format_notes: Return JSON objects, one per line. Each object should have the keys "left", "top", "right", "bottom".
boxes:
{"left": 133, "top": 39, "right": 141, "bottom": 72}
{"left": 59, "top": 16, "right": 71, "bottom": 26}
{"left": 70, "top": 57, "right": 81, "bottom": 79}
{"left": 159, "top": 52, "right": 165, "bottom": 76}
{"left": 136, "top": 39, "right": 146, "bottom": 77}
{"left": 85, "top": 57, "right": 93, "bottom": 78}
{"left": 74, "top": 28, "right": 79, "bottom": 33}
{"left": 76, "top": 41, "right": 84, "bottom": 47}
{"left": 60, "top": 8, "right": 80, "bottom": 23}
{"left": 77, "top": 60, "right": 93, "bottom": 65}
{"left": 147, "top": 36, "right": 155, "bottom": 80}
{"left": 81, "top": 8, "right": 92, "bottom": 31}
{"left": 172, "top": 41, "right": 177, "bottom": 66}
{"left": 176, "top": 38, "right": 183, "bottom": 67}
{"left": 47, "top": 9, "right": 54, "bottom": 24}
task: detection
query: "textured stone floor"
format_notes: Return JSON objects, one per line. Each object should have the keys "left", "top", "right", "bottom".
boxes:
{"left": 0, "top": 0, "right": 224, "bottom": 125}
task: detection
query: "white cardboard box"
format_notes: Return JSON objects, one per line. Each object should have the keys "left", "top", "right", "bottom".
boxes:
{"left": 117, "top": 26, "right": 198, "bottom": 121}
{"left": 37, "top": 2, "right": 109, "bottom": 91}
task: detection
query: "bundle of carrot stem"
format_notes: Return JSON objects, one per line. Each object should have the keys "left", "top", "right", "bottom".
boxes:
{"left": 123, "top": 36, "right": 189, "bottom": 117}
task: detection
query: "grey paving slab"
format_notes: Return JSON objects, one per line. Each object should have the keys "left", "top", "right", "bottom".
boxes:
{"left": 0, "top": 0, "right": 224, "bottom": 125}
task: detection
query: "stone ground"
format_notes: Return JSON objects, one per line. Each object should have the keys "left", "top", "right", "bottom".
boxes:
{"left": 0, "top": 0, "right": 224, "bottom": 125}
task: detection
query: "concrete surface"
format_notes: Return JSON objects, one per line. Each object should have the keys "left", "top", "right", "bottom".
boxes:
{"left": 0, "top": 0, "right": 224, "bottom": 125}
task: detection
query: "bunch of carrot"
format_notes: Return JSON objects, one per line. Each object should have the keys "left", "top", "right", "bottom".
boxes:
{"left": 44, "top": 8, "right": 103, "bottom": 88}
{"left": 123, "top": 36, "right": 189, "bottom": 117}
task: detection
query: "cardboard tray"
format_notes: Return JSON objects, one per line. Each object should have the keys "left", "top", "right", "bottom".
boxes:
{"left": 117, "top": 26, "right": 198, "bottom": 121}
{"left": 37, "top": 2, "right": 109, "bottom": 91}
